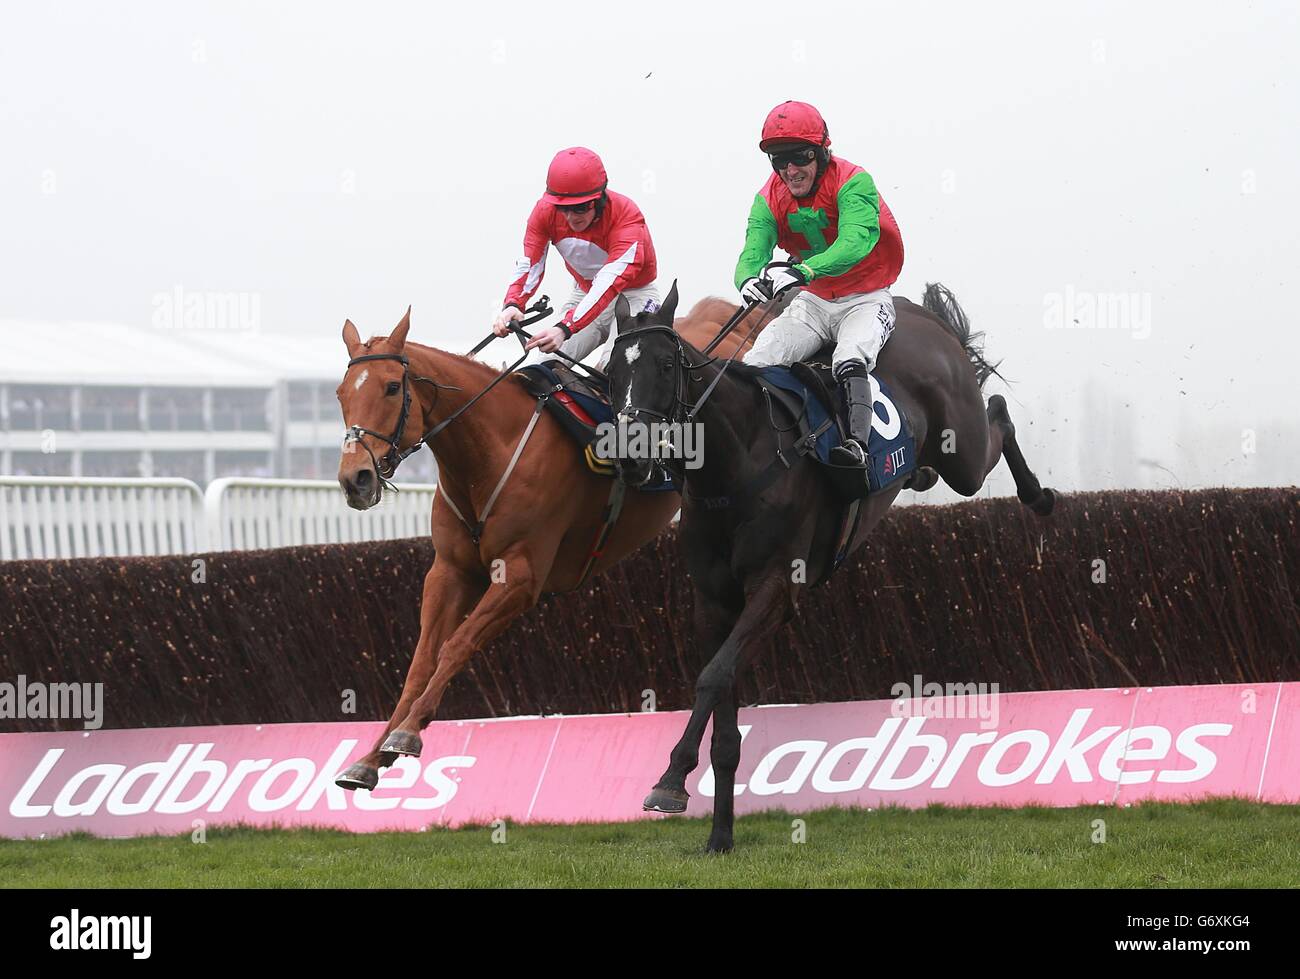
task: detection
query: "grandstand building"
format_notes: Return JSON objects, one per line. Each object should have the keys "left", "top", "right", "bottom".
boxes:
{"left": 0, "top": 320, "right": 437, "bottom": 485}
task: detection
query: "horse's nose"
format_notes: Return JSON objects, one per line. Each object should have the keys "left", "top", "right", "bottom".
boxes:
{"left": 340, "top": 468, "right": 374, "bottom": 498}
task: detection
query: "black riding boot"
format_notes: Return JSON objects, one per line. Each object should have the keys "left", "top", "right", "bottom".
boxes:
{"left": 830, "top": 363, "right": 874, "bottom": 474}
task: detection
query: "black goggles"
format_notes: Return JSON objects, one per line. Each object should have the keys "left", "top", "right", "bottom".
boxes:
{"left": 768, "top": 146, "right": 819, "bottom": 171}
{"left": 556, "top": 199, "right": 597, "bottom": 214}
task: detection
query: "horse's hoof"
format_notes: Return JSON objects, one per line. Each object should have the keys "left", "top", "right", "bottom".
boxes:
{"left": 1031, "top": 487, "right": 1056, "bottom": 517}
{"left": 643, "top": 787, "right": 689, "bottom": 813}
{"left": 380, "top": 730, "right": 424, "bottom": 757}
{"left": 706, "top": 839, "right": 734, "bottom": 855}
{"left": 335, "top": 763, "right": 379, "bottom": 792}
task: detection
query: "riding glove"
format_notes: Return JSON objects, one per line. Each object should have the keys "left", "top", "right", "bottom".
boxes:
{"left": 740, "top": 277, "right": 773, "bottom": 304}
{"left": 763, "top": 264, "right": 810, "bottom": 296}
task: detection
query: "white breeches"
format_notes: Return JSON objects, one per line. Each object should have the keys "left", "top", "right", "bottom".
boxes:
{"left": 556, "top": 283, "right": 662, "bottom": 368}
{"left": 742, "top": 288, "right": 897, "bottom": 373}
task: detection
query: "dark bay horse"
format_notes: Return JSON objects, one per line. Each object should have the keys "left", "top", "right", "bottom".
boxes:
{"left": 606, "top": 282, "right": 1056, "bottom": 852}
{"left": 331, "top": 306, "right": 772, "bottom": 791}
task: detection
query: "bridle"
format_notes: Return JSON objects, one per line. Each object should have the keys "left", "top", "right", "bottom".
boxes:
{"left": 608, "top": 319, "right": 747, "bottom": 481}
{"left": 609, "top": 304, "right": 772, "bottom": 484}
{"left": 341, "top": 297, "right": 557, "bottom": 490}
{"left": 611, "top": 324, "right": 708, "bottom": 431}
{"left": 612, "top": 295, "right": 831, "bottom": 516}
{"left": 612, "top": 303, "right": 769, "bottom": 431}
{"left": 342, "top": 353, "right": 459, "bottom": 489}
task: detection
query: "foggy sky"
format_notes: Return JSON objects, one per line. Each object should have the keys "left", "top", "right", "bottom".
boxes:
{"left": 3, "top": 0, "right": 1297, "bottom": 494}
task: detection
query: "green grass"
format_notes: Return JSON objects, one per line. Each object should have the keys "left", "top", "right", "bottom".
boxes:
{"left": 3, "top": 799, "right": 1297, "bottom": 888}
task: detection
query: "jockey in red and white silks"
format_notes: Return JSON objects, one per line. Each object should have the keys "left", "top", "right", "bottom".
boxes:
{"left": 494, "top": 147, "right": 660, "bottom": 366}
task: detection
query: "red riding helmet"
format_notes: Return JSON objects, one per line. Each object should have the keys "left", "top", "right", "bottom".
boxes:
{"left": 543, "top": 147, "right": 608, "bottom": 205}
{"left": 759, "top": 101, "right": 831, "bottom": 152}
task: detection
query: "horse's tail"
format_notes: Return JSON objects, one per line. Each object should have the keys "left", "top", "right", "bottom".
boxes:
{"left": 921, "top": 282, "right": 1004, "bottom": 388}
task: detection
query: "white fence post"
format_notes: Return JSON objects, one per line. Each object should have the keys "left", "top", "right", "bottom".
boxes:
{"left": 0, "top": 476, "right": 435, "bottom": 560}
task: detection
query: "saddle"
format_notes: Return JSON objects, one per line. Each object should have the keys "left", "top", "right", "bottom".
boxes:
{"left": 513, "top": 362, "right": 678, "bottom": 492}
{"left": 732, "top": 346, "right": 918, "bottom": 504}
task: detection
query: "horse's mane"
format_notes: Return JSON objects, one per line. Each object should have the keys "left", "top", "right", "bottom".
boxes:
{"left": 386, "top": 337, "right": 506, "bottom": 380}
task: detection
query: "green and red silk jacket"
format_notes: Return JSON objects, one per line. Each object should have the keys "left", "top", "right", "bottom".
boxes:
{"left": 734, "top": 156, "right": 903, "bottom": 300}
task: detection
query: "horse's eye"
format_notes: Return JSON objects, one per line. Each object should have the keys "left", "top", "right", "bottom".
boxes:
{"left": 385, "top": 381, "right": 401, "bottom": 396}
{"left": 659, "top": 356, "right": 674, "bottom": 373}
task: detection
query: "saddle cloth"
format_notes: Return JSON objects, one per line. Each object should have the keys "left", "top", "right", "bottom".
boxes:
{"left": 513, "top": 362, "right": 679, "bottom": 493}
{"left": 746, "top": 360, "right": 917, "bottom": 497}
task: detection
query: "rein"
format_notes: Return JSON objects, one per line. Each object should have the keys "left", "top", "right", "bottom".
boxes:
{"left": 342, "top": 297, "right": 555, "bottom": 489}
{"left": 611, "top": 297, "right": 828, "bottom": 510}
{"left": 342, "top": 296, "right": 617, "bottom": 549}
{"left": 612, "top": 301, "right": 769, "bottom": 434}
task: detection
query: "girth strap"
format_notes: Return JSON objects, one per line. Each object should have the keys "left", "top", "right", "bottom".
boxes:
{"left": 437, "top": 397, "right": 547, "bottom": 544}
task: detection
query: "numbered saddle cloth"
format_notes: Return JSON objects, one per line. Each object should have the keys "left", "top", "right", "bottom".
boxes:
{"left": 749, "top": 362, "right": 917, "bottom": 496}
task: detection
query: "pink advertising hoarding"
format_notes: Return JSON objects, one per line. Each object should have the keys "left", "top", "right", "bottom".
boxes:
{"left": 1, "top": 682, "right": 1295, "bottom": 838}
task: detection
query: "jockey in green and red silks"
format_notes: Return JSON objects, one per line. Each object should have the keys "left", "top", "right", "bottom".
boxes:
{"left": 493, "top": 147, "right": 660, "bottom": 367}
{"left": 736, "top": 101, "right": 905, "bottom": 479}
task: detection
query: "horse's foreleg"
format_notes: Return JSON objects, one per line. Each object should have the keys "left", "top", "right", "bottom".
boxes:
{"left": 704, "top": 689, "right": 745, "bottom": 853}
{"left": 642, "top": 589, "right": 740, "bottom": 814}
{"left": 378, "top": 546, "right": 549, "bottom": 758}
{"left": 336, "top": 560, "right": 484, "bottom": 791}
{"left": 704, "top": 575, "right": 794, "bottom": 854}
{"left": 644, "top": 575, "right": 793, "bottom": 854}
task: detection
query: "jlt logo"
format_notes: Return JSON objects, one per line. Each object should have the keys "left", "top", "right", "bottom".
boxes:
{"left": 883, "top": 446, "right": 907, "bottom": 476}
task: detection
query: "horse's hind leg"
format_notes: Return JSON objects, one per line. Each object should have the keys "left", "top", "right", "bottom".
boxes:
{"left": 985, "top": 394, "right": 1055, "bottom": 516}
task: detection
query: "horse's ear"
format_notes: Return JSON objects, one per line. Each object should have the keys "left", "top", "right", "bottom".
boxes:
{"left": 659, "top": 280, "right": 679, "bottom": 323}
{"left": 614, "top": 293, "right": 631, "bottom": 327}
{"left": 389, "top": 306, "right": 412, "bottom": 349}
{"left": 342, "top": 319, "right": 362, "bottom": 356}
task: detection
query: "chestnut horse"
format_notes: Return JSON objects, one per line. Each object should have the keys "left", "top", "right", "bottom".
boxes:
{"left": 332, "top": 304, "right": 772, "bottom": 790}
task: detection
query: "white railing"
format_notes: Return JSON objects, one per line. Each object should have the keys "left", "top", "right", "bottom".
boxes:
{"left": 0, "top": 477, "right": 205, "bottom": 560}
{"left": 0, "top": 476, "right": 436, "bottom": 560}
{"left": 203, "top": 477, "right": 436, "bottom": 551}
